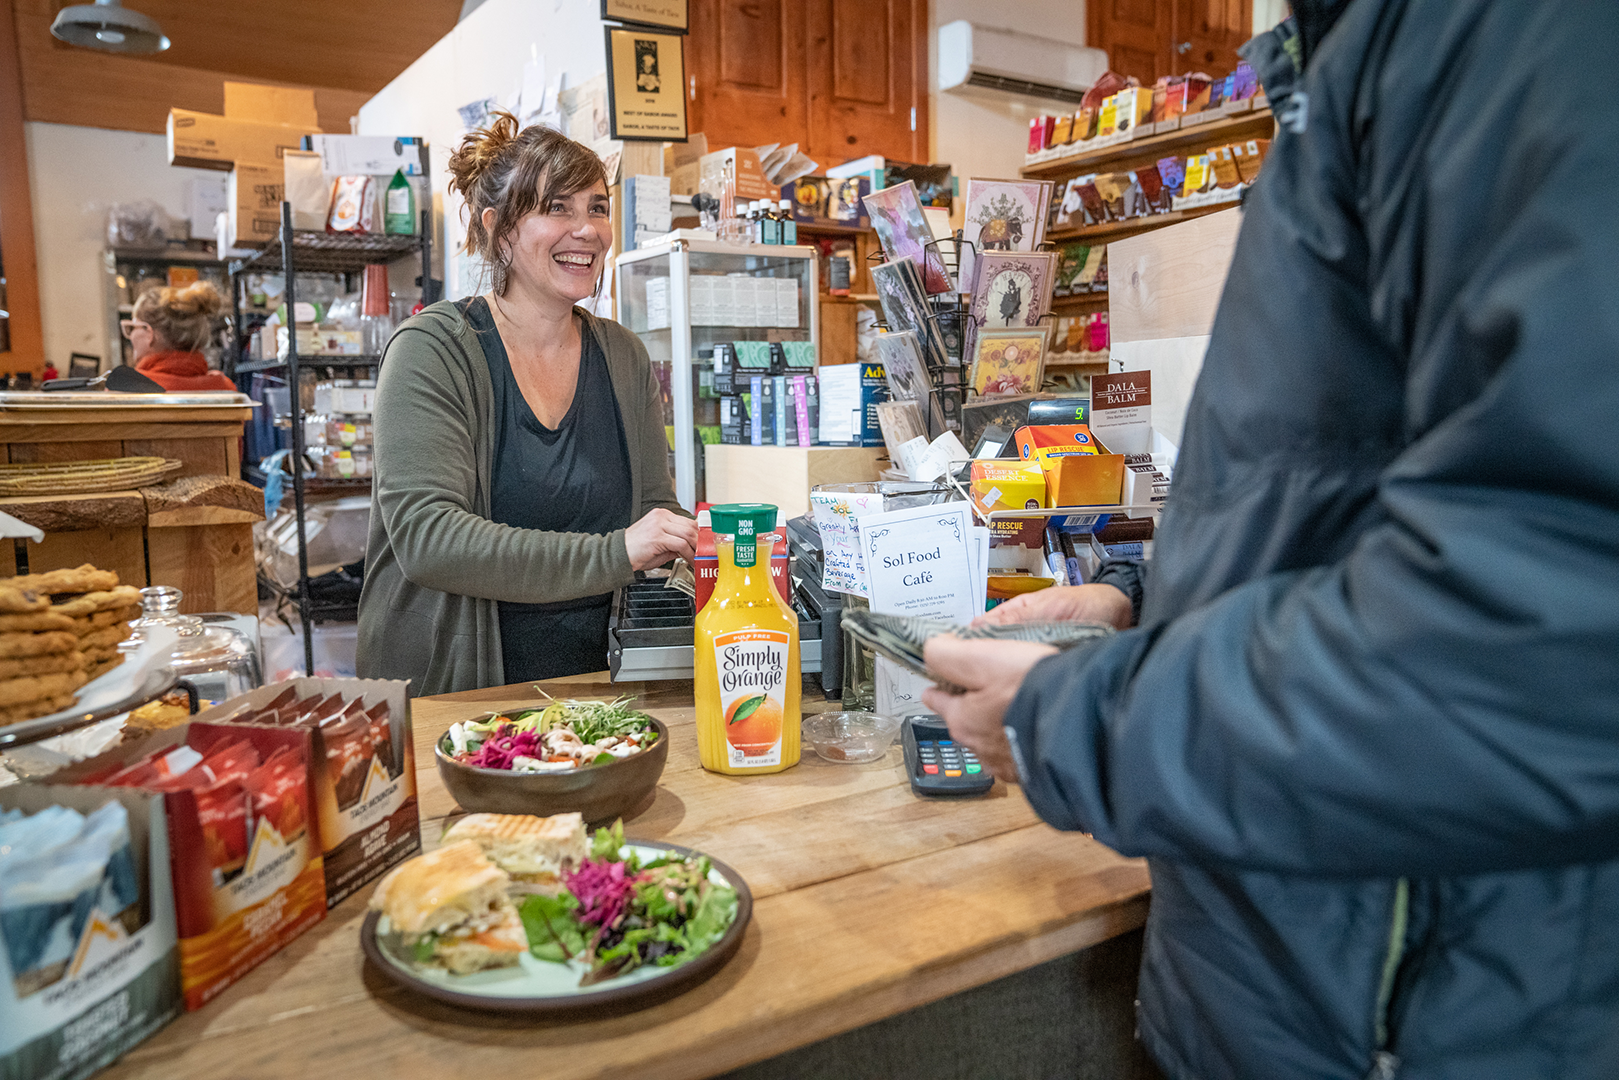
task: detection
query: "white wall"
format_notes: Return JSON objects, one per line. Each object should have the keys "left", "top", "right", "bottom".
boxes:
{"left": 928, "top": 0, "right": 1089, "bottom": 216}
{"left": 25, "top": 122, "right": 221, "bottom": 372}
{"left": 357, "top": 0, "right": 612, "bottom": 299}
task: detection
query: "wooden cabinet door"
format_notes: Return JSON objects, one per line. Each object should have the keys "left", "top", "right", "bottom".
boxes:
{"left": 1087, "top": 0, "right": 1250, "bottom": 86}
{"left": 1087, "top": 0, "right": 1175, "bottom": 86}
{"left": 1171, "top": 0, "right": 1250, "bottom": 78}
{"left": 805, "top": 0, "right": 926, "bottom": 164}
{"left": 687, "top": 0, "right": 810, "bottom": 153}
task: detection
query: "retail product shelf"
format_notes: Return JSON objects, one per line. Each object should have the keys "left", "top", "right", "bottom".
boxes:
{"left": 1047, "top": 202, "right": 1241, "bottom": 245}
{"left": 228, "top": 229, "right": 422, "bottom": 275}
{"left": 234, "top": 355, "right": 383, "bottom": 374}
{"left": 229, "top": 203, "right": 433, "bottom": 674}
{"left": 1020, "top": 107, "right": 1274, "bottom": 180}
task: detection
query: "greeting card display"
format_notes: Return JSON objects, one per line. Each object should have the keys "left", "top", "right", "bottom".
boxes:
{"left": 862, "top": 180, "right": 952, "bottom": 295}
{"left": 970, "top": 251, "right": 1057, "bottom": 331}
{"left": 959, "top": 179, "right": 1052, "bottom": 286}
{"left": 970, "top": 327, "right": 1051, "bottom": 397}
{"left": 870, "top": 259, "right": 949, "bottom": 369}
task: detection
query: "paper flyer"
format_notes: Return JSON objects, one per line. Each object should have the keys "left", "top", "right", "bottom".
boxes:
{"left": 857, "top": 502, "right": 978, "bottom": 626}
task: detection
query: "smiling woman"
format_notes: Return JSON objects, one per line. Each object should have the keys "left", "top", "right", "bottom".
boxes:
{"left": 357, "top": 111, "right": 697, "bottom": 696}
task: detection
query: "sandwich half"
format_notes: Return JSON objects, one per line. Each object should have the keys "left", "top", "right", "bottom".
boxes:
{"left": 441, "top": 812, "right": 588, "bottom": 895}
{"left": 369, "top": 840, "right": 528, "bottom": 974}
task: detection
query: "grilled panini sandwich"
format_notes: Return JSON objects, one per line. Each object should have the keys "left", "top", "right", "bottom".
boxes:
{"left": 440, "top": 812, "right": 589, "bottom": 895}
{"left": 369, "top": 840, "right": 527, "bottom": 973}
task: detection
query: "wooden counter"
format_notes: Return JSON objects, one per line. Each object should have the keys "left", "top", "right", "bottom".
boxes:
{"left": 101, "top": 674, "right": 1151, "bottom": 1080}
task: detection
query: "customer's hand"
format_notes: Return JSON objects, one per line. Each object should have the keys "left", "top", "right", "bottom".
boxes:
{"left": 625, "top": 509, "right": 698, "bottom": 570}
{"left": 973, "top": 583, "right": 1132, "bottom": 630}
{"left": 920, "top": 637, "right": 1057, "bottom": 783}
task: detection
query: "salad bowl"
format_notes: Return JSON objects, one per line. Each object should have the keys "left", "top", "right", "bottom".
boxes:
{"left": 435, "top": 710, "right": 669, "bottom": 823}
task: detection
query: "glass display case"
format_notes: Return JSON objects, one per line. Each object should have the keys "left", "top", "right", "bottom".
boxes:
{"left": 616, "top": 239, "right": 819, "bottom": 509}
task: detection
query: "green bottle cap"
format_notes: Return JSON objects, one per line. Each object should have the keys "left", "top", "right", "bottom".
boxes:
{"left": 707, "top": 503, "right": 777, "bottom": 568}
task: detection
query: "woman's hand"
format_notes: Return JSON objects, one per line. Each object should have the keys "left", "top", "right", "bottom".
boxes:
{"left": 920, "top": 638, "right": 1058, "bottom": 782}
{"left": 973, "top": 583, "right": 1132, "bottom": 630}
{"left": 625, "top": 509, "right": 698, "bottom": 570}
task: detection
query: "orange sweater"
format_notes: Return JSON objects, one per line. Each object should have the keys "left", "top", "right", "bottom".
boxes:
{"left": 135, "top": 351, "right": 237, "bottom": 392}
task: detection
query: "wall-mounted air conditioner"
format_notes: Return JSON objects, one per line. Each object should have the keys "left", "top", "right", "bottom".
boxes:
{"left": 938, "top": 20, "right": 1109, "bottom": 106}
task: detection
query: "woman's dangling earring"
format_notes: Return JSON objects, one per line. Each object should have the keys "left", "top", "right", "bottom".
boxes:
{"left": 491, "top": 259, "right": 507, "bottom": 297}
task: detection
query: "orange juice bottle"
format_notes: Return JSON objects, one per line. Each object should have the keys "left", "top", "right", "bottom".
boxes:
{"left": 695, "top": 503, "right": 801, "bottom": 774}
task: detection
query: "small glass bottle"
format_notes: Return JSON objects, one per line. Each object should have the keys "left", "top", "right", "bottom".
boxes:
{"left": 778, "top": 199, "right": 797, "bottom": 245}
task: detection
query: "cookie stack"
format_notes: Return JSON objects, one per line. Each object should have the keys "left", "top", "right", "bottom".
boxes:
{"left": 0, "top": 564, "right": 142, "bottom": 726}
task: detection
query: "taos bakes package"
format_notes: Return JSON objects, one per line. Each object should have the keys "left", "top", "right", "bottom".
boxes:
{"left": 0, "top": 785, "right": 180, "bottom": 1080}
{"left": 58, "top": 721, "right": 325, "bottom": 1010}
{"left": 203, "top": 678, "right": 421, "bottom": 910}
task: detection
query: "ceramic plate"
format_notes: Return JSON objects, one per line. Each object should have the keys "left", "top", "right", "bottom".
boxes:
{"left": 361, "top": 841, "right": 751, "bottom": 1013}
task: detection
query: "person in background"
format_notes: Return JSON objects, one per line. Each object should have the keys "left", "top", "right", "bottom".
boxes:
{"left": 357, "top": 111, "right": 696, "bottom": 696}
{"left": 124, "top": 282, "right": 236, "bottom": 391}
{"left": 924, "top": 2, "right": 1619, "bottom": 1078}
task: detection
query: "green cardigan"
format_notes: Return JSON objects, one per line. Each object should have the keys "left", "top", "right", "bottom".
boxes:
{"left": 356, "top": 300, "right": 683, "bottom": 696}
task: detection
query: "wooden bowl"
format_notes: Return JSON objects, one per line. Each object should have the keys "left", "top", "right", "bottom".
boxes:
{"left": 434, "top": 716, "right": 669, "bottom": 825}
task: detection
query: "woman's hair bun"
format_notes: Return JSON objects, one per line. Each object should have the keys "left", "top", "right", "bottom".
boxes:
{"left": 447, "top": 109, "right": 522, "bottom": 202}
{"left": 164, "top": 281, "right": 224, "bottom": 318}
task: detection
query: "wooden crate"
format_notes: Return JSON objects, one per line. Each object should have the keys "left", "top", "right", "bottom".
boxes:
{"left": 0, "top": 401, "right": 261, "bottom": 612}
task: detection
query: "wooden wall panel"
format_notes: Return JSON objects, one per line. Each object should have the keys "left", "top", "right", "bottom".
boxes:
{"left": 10, "top": 0, "right": 448, "bottom": 135}
{"left": 27, "top": 526, "right": 148, "bottom": 587}
{"left": 146, "top": 522, "right": 256, "bottom": 614}
{"left": 1108, "top": 207, "right": 1242, "bottom": 343}
{"left": 0, "top": 0, "right": 44, "bottom": 373}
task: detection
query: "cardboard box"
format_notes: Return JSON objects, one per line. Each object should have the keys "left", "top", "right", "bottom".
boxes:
{"left": 57, "top": 722, "right": 327, "bottom": 1010}
{"left": 169, "top": 82, "right": 320, "bottom": 171}
{"left": 1090, "top": 371, "right": 1153, "bottom": 455}
{"left": 0, "top": 786, "right": 180, "bottom": 1080}
{"left": 970, "top": 459, "right": 1048, "bottom": 516}
{"left": 665, "top": 133, "right": 708, "bottom": 196}
{"left": 1015, "top": 425, "right": 1125, "bottom": 507}
{"left": 816, "top": 361, "right": 889, "bottom": 447}
{"left": 699, "top": 147, "right": 775, "bottom": 203}
{"left": 169, "top": 113, "right": 315, "bottom": 172}
{"left": 226, "top": 161, "right": 284, "bottom": 247}
{"left": 1043, "top": 453, "right": 1125, "bottom": 506}
{"left": 693, "top": 524, "right": 792, "bottom": 611}
{"left": 52, "top": 677, "right": 418, "bottom": 1009}
{"left": 986, "top": 540, "right": 1056, "bottom": 600}
{"left": 223, "top": 83, "right": 318, "bottom": 128}
{"left": 204, "top": 678, "right": 420, "bottom": 910}
{"left": 303, "top": 134, "right": 426, "bottom": 178}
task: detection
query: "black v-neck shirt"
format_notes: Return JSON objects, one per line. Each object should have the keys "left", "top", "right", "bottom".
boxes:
{"left": 459, "top": 296, "right": 632, "bottom": 682}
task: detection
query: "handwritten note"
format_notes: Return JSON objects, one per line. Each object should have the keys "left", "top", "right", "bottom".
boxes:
{"left": 810, "top": 490, "right": 884, "bottom": 597}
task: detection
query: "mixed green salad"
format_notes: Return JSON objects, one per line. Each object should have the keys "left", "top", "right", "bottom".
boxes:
{"left": 521, "top": 822, "right": 739, "bottom": 986}
{"left": 444, "top": 694, "right": 659, "bottom": 773}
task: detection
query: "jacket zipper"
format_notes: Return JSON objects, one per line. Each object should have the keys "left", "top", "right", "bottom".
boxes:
{"left": 1369, "top": 877, "right": 1409, "bottom": 1077}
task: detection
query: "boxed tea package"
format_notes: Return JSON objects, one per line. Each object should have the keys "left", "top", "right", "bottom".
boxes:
{"left": 0, "top": 786, "right": 180, "bottom": 1080}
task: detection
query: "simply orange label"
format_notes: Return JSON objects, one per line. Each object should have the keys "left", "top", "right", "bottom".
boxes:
{"left": 715, "top": 629, "right": 789, "bottom": 768}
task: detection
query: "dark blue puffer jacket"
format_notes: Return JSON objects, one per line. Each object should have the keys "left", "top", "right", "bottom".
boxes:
{"left": 1003, "top": 2, "right": 1619, "bottom": 1078}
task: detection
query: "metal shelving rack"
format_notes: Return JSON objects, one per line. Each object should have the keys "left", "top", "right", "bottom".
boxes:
{"left": 227, "top": 202, "right": 434, "bottom": 673}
